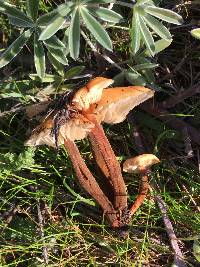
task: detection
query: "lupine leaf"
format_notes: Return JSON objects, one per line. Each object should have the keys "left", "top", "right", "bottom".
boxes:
{"left": 143, "top": 14, "right": 171, "bottom": 40}
{"left": 39, "top": 15, "right": 66, "bottom": 40}
{"left": 191, "top": 28, "right": 200, "bottom": 40}
{"left": 139, "top": 16, "right": 155, "bottom": 56}
{"left": 8, "top": 15, "right": 34, "bottom": 27}
{"left": 47, "top": 51, "right": 64, "bottom": 76}
{"left": 80, "top": 6, "right": 112, "bottom": 51}
{"left": 44, "top": 36, "right": 65, "bottom": 49}
{"left": 131, "top": 9, "right": 141, "bottom": 54}
{"left": 0, "top": 29, "right": 32, "bottom": 68}
{"left": 39, "top": 3, "right": 73, "bottom": 40}
{"left": 69, "top": 8, "right": 80, "bottom": 59}
{"left": 88, "top": 7, "right": 122, "bottom": 23}
{"left": 64, "top": 66, "right": 85, "bottom": 79}
{"left": 45, "top": 45, "right": 68, "bottom": 65}
{"left": 34, "top": 34, "right": 46, "bottom": 79}
{"left": 0, "top": 0, "right": 33, "bottom": 26}
{"left": 145, "top": 6, "right": 183, "bottom": 25}
{"left": 26, "top": 0, "right": 39, "bottom": 21}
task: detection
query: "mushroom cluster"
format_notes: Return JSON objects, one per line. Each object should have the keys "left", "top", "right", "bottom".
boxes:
{"left": 25, "top": 77, "right": 156, "bottom": 227}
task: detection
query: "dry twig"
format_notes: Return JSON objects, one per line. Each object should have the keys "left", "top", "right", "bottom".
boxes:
{"left": 37, "top": 200, "right": 49, "bottom": 265}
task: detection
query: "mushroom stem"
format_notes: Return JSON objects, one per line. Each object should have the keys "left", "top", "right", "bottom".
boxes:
{"left": 129, "top": 169, "right": 149, "bottom": 216}
{"left": 86, "top": 115, "right": 127, "bottom": 212}
{"left": 64, "top": 138, "right": 120, "bottom": 227}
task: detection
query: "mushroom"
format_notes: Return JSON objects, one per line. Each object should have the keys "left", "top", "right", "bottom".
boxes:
{"left": 123, "top": 154, "right": 160, "bottom": 217}
{"left": 25, "top": 77, "right": 154, "bottom": 227}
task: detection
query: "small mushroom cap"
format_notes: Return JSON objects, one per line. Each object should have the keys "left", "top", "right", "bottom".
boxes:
{"left": 123, "top": 154, "right": 160, "bottom": 173}
{"left": 72, "top": 77, "right": 113, "bottom": 111}
{"left": 94, "top": 86, "right": 154, "bottom": 124}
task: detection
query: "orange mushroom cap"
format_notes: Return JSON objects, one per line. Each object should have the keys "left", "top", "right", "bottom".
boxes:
{"left": 25, "top": 78, "right": 155, "bottom": 148}
{"left": 123, "top": 154, "right": 160, "bottom": 173}
{"left": 94, "top": 86, "right": 154, "bottom": 124}
{"left": 72, "top": 77, "right": 113, "bottom": 111}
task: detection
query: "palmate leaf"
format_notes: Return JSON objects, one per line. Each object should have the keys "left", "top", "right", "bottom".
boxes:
{"left": 144, "top": 6, "right": 183, "bottom": 25}
{"left": 0, "top": 29, "right": 32, "bottom": 68}
{"left": 80, "top": 6, "right": 112, "bottom": 51}
{"left": 39, "top": 3, "right": 73, "bottom": 40}
{"left": 136, "top": 0, "right": 152, "bottom": 5}
{"left": 131, "top": 0, "right": 182, "bottom": 56}
{"left": 26, "top": 0, "right": 39, "bottom": 21}
{"left": 34, "top": 33, "right": 46, "bottom": 79}
{"left": 125, "top": 70, "right": 146, "bottom": 86}
{"left": 0, "top": 0, "right": 33, "bottom": 27}
{"left": 37, "top": 10, "right": 58, "bottom": 26}
{"left": 87, "top": 7, "right": 123, "bottom": 23}
{"left": 69, "top": 8, "right": 80, "bottom": 59}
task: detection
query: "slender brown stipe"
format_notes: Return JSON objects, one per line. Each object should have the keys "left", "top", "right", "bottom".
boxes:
{"left": 64, "top": 138, "right": 120, "bottom": 227}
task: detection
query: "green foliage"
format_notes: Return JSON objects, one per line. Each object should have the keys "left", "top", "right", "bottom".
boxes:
{"left": 0, "top": 0, "right": 183, "bottom": 82}
{"left": 0, "top": 147, "right": 35, "bottom": 173}
{"left": 131, "top": 0, "right": 182, "bottom": 56}
{"left": 191, "top": 28, "right": 200, "bottom": 40}
{"left": 193, "top": 240, "right": 200, "bottom": 262}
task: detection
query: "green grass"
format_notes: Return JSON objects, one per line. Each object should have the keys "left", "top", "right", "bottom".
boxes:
{"left": 0, "top": 115, "right": 199, "bottom": 266}
{"left": 0, "top": 0, "right": 200, "bottom": 266}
